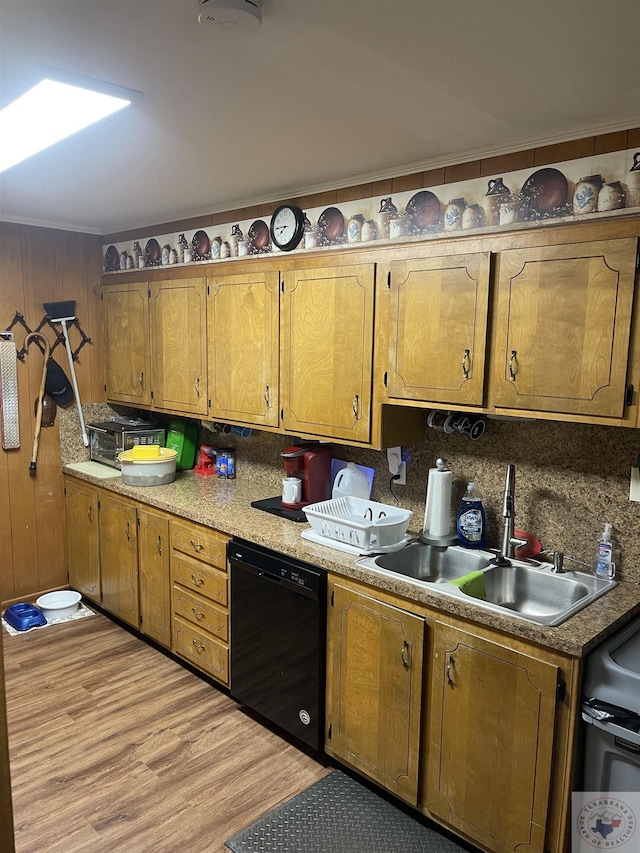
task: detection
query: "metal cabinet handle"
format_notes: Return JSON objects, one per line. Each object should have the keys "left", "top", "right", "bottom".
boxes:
{"left": 462, "top": 348, "right": 470, "bottom": 379}
{"left": 125, "top": 521, "right": 131, "bottom": 541}
{"left": 401, "top": 640, "right": 410, "bottom": 668}
{"left": 139, "top": 372, "right": 145, "bottom": 390}
{"left": 352, "top": 394, "right": 359, "bottom": 419}
{"left": 88, "top": 505, "right": 93, "bottom": 522}
{"left": 194, "top": 377, "right": 201, "bottom": 398}
{"left": 191, "top": 607, "right": 205, "bottom": 621}
{"left": 192, "top": 639, "right": 205, "bottom": 653}
{"left": 190, "top": 540, "right": 204, "bottom": 552}
{"left": 191, "top": 574, "right": 204, "bottom": 587}
{"left": 447, "top": 655, "right": 455, "bottom": 686}
{"left": 509, "top": 350, "right": 518, "bottom": 381}
{"left": 156, "top": 535, "right": 162, "bottom": 556}
{"left": 264, "top": 384, "right": 270, "bottom": 408}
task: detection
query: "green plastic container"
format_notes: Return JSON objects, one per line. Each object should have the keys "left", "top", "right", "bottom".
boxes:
{"left": 165, "top": 419, "right": 198, "bottom": 470}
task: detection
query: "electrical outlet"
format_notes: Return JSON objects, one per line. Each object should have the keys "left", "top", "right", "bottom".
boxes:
{"left": 629, "top": 467, "right": 640, "bottom": 501}
{"left": 387, "top": 446, "right": 406, "bottom": 485}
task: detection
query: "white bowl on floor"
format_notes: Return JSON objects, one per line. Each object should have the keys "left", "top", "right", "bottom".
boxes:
{"left": 36, "top": 591, "right": 81, "bottom": 621}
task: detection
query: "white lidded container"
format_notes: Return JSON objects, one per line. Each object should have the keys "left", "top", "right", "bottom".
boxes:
{"left": 118, "top": 445, "right": 178, "bottom": 486}
{"left": 332, "top": 462, "right": 369, "bottom": 500}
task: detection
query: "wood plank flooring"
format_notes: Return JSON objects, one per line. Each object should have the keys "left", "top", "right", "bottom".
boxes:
{"left": 3, "top": 612, "right": 331, "bottom": 853}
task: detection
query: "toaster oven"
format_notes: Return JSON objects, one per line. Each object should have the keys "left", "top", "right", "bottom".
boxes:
{"left": 88, "top": 420, "right": 165, "bottom": 469}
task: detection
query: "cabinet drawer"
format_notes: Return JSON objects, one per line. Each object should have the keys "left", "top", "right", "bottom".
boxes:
{"left": 173, "top": 584, "right": 228, "bottom": 642}
{"left": 170, "top": 518, "right": 229, "bottom": 570}
{"left": 171, "top": 551, "right": 228, "bottom": 606}
{"left": 173, "top": 616, "right": 229, "bottom": 685}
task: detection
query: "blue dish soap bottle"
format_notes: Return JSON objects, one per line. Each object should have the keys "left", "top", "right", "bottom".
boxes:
{"left": 457, "top": 483, "right": 486, "bottom": 549}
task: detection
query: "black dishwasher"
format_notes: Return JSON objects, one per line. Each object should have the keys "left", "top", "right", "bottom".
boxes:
{"left": 229, "top": 538, "right": 327, "bottom": 751}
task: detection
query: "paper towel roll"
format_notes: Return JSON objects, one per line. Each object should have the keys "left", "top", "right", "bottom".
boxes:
{"left": 423, "top": 467, "right": 452, "bottom": 537}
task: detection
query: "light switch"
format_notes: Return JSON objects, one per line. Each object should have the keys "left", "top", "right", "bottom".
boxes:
{"left": 629, "top": 467, "right": 640, "bottom": 502}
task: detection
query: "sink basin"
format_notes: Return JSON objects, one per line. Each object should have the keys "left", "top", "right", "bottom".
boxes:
{"left": 358, "top": 543, "right": 616, "bottom": 626}
{"left": 373, "top": 543, "right": 491, "bottom": 583}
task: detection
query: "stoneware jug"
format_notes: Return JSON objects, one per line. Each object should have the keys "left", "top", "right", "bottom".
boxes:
{"left": 573, "top": 175, "right": 603, "bottom": 214}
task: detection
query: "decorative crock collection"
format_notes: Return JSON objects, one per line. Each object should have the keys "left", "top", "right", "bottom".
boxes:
{"left": 104, "top": 150, "right": 640, "bottom": 273}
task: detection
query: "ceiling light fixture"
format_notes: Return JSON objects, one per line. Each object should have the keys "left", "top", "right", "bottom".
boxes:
{"left": 0, "top": 69, "right": 140, "bottom": 173}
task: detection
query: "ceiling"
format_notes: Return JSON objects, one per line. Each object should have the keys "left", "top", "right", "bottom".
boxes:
{"left": 1, "top": 0, "right": 639, "bottom": 236}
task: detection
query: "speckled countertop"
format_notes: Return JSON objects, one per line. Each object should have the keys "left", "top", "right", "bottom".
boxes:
{"left": 62, "top": 464, "right": 640, "bottom": 658}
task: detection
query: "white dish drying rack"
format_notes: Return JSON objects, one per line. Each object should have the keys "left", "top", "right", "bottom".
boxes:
{"left": 302, "top": 497, "right": 412, "bottom": 554}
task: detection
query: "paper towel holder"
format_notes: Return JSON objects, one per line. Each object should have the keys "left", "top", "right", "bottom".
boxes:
{"left": 420, "top": 457, "right": 458, "bottom": 547}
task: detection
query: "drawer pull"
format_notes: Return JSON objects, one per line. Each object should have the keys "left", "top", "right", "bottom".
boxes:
{"left": 192, "top": 639, "right": 205, "bottom": 653}
{"left": 191, "top": 607, "right": 205, "bottom": 621}
{"left": 190, "top": 540, "right": 204, "bottom": 552}
{"left": 191, "top": 574, "right": 205, "bottom": 587}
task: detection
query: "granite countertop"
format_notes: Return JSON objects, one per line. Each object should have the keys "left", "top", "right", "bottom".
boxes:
{"left": 63, "top": 465, "right": 640, "bottom": 658}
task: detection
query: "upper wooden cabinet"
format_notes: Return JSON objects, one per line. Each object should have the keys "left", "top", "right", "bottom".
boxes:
{"left": 384, "top": 252, "right": 491, "bottom": 407}
{"left": 491, "top": 238, "right": 638, "bottom": 418}
{"left": 281, "top": 263, "right": 375, "bottom": 443}
{"left": 208, "top": 270, "right": 280, "bottom": 428}
{"left": 149, "top": 278, "right": 208, "bottom": 415}
{"left": 102, "top": 281, "right": 152, "bottom": 406}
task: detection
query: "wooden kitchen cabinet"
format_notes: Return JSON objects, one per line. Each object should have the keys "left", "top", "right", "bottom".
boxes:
{"left": 491, "top": 238, "right": 638, "bottom": 419}
{"left": 424, "top": 620, "right": 561, "bottom": 853}
{"left": 384, "top": 252, "right": 491, "bottom": 407}
{"left": 149, "top": 277, "right": 208, "bottom": 415}
{"left": 281, "top": 263, "right": 375, "bottom": 443}
{"left": 170, "top": 517, "right": 230, "bottom": 686}
{"left": 208, "top": 269, "right": 280, "bottom": 428}
{"left": 137, "top": 506, "right": 171, "bottom": 649}
{"left": 65, "top": 477, "right": 100, "bottom": 602}
{"left": 325, "top": 578, "right": 425, "bottom": 805}
{"left": 99, "top": 491, "right": 139, "bottom": 629}
{"left": 102, "top": 281, "right": 152, "bottom": 406}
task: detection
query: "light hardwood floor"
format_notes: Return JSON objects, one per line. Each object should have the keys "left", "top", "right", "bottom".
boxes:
{"left": 3, "top": 612, "right": 330, "bottom": 853}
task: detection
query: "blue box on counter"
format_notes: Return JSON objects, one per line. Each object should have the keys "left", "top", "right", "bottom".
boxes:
{"left": 3, "top": 602, "right": 47, "bottom": 631}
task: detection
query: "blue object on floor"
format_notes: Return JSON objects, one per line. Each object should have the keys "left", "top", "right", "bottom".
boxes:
{"left": 3, "top": 602, "right": 47, "bottom": 631}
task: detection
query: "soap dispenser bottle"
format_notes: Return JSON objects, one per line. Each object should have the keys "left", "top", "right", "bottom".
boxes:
{"left": 456, "top": 482, "right": 486, "bottom": 549}
{"left": 595, "top": 523, "right": 616, "bottom": 579}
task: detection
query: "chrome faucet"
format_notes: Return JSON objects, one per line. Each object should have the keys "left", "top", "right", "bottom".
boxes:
{"left": 492, "top": 464, "right": 528, "bottom": 566}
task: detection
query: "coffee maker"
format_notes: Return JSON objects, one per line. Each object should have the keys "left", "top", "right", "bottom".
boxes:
{"left": 281, "top": 444, "right": 333, "bottom": 509}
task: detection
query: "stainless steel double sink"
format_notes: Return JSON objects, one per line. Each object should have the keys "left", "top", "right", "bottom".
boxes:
{"left": 357, "top": 542, "right": 616, "bottom": 626}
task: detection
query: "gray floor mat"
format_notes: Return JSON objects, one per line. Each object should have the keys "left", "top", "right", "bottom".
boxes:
{"left": 225, "top": 769, "right": 471, "bottom": 853}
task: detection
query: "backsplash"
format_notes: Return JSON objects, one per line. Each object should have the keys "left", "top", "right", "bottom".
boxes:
{"left": 60, "top": 407, "right": 640, "bottom": 584}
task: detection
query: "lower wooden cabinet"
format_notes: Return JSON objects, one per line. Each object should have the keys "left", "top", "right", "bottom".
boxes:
{"left": 325, "top": 578, "right": 425, "bottom": 805}
{"left": 169, "top": 517, "right": 230, "bottom": 686}
{"left": 137, "top": 507, "right": 171, "bottom": 649}
{"left": 65, "top": 477, "right": 100, "bottom": 601}
{"left": 64, "top": 477, "right": 171, "bottom": 644}
{"left": 424, "top": 620, "right": 560, "bottom": 853}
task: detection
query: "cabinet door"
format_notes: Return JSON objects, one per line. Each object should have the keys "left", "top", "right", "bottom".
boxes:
{"left": 208, "top": 271, "right": 280, "bottom": 427}
{"left": 281, "top": 264, "right": 374, "bottom": 443}
{"left": 149, "top": 278, "right": 208, "bottom": 414}
{"left": 492, "top": 239, "right": 638, "bottom": 417}
{"left": 64, "top": 477, "right": 100, "bottom": 602}
{"left": 426, "top": 622, "right": 559, "bottom": 853}
{"left": 99, "top": 492, "right": 139, "bottom": 628}
{"left": 326, "top": 580, "right": 424, "bottom": 805}
{"left": 102, "top": 282, "right": 151, "bottom": 406}
{"left": 386, "top": 253, "right": 490, "bottom": 406}
{"left": 137, "top": 507, "right": 171, "bottom": 648}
